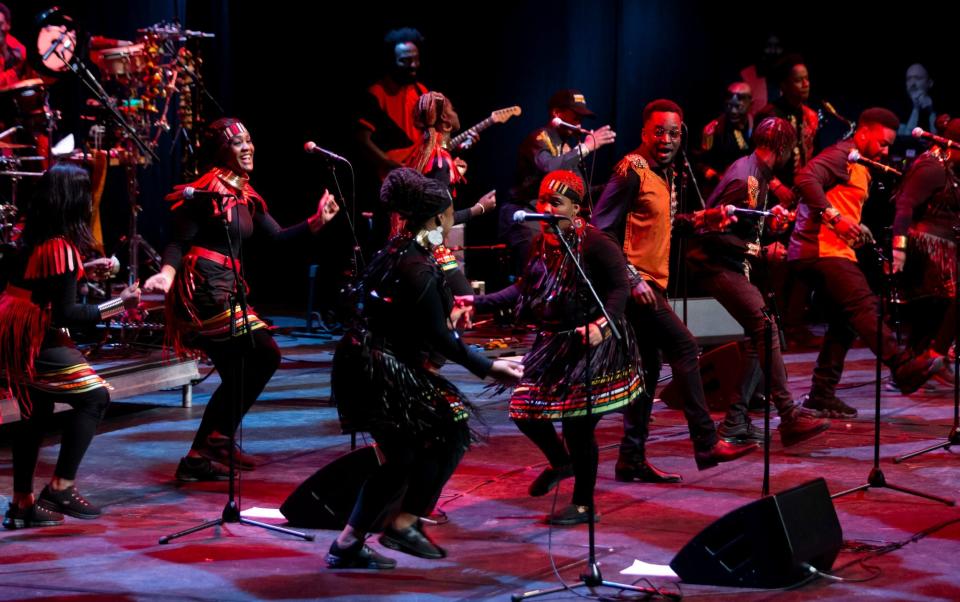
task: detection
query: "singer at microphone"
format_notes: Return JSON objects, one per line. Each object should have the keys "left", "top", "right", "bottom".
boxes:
{"left": 144, "top": 117, "right": 343, "bottom": 487}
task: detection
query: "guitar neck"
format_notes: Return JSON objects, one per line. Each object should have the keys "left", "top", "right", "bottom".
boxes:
{"left": 450, "top": 117, "right": 496, "bottom": 148}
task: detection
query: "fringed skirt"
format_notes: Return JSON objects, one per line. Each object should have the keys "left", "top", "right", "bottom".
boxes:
{"left": 332, "top": 329, "right": 471, "bottom": 450}
{"left": 905, "top": 229, "right": 956, "bottom": 299}
{"left": 509, "top": 316, "right": 643, "bottom": 421}
{"left": 165, "top": 251, "right": 268, "bottom": 356}
{"left": 0, "top": 288, "right": 110, "bottom": 419}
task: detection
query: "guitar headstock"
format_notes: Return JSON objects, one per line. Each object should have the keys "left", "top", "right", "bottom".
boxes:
{"left": 491, "top": 106, "right": 522, "bottom": 124}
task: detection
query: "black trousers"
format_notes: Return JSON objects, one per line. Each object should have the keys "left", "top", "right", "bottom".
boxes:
{"left": 13, "top": 385, "right": 110, "bottom": 494}
{"left": 621, "top": 288, "right": 718, "bottom": 458}
{"left": 514, "top": 416, "right": 601, "bottom": 507}
{"left": 192, "top": 328, "right": 281, "bottom": 450}
{"left": 696, "top": 267, "right": 796, "bottom": 424}
{"left": 907, "top": 297, "right": 956, "bottom": 356}
{"left": 347, "top": 428, "right": 467, "bottom": 534}
{"left": 791, "top": 257, "right": 900, "bottom": 400}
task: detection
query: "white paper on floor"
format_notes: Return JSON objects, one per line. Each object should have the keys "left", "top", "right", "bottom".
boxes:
{"left": 620, "top": 559, "right": 679, "bottom": 578}
{"left": 240, "top": 507, "right": 285, "bottom": 520}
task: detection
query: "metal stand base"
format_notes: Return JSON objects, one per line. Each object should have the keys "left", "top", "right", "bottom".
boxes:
{"left": 159, "top": 501, "right": 314, "bottom": 544}
{"left": 512, "top": 562, "right": 678, "bottom": 601}
{"left": 894, "top": 427, "right": 960, "bottom": 464}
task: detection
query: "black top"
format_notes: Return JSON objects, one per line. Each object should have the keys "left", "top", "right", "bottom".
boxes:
{"left": 161, "top": 196, "right": 310, "bottom": 270}
{"left": 696, "top": 114, "right": 754, "bottom": 185}
{"left": 7, "top": 240, "right": 100, "bottom": 329}
{"left": 476, "top": 225, "right": 629, "bottom": 329}
{"left": 688, "top": 153, "right": 772, "bottom": 274}
{"left": 362, "top": 238, "right": 492, "bottom": 378}
{"left": 511, "top": 125, "right": 589, "bottom": 204}
{"left": 892, "top": 152, "right": 960, "bottom": 240}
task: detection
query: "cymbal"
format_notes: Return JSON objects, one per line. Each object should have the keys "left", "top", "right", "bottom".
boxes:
{"left": 0, "top": 170, "right": 44, "bottom": 177}
{"left": 0, "top": 141, "right": 34, "bottom": 149}
{"left": 0, "top": 78, "right": 45, "bottom": 93}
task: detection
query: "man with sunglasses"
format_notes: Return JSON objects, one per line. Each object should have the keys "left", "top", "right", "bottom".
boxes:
{"left": 698, "top": 82, "right": 755, "bottom": 190}
{"left": 593, "top": 99, "right": 757, "bottom": 483}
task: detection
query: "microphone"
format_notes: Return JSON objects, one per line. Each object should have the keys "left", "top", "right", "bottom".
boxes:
{"left": 847, "top": 150, "right": 902, "bottom": 177}
{"left": 550, "top": 117, "right": 592, "bottom": 136}
{"left": 912, "top": 127, "right": 960, "bottom": 150}
{"left": 822, "top": 100, "right": 853, "bottom": 127}
{"left": 42, "top": 30, "right": 69, "bottom": 62}
{"left": 304, "top": 141, "right": 348, "bottom": 162}
{"left": 731, "top": 207, "right": 775, "bottom": 218}
{"left": 512, "top": 210, "right": 571, "bottom": 224}
{"left": 183, "top": 187, "right": 234, "bottom": 200}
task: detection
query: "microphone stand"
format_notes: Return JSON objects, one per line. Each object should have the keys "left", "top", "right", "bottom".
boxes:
{"left": 676, "top": 147, "right": 704, "bottom": 326}
{"left": 831, "top": 243, "right": 954, "bottom": 507}
{"left": 53, "top": 46, "right": 161, "bottom": 287}
{"left": 894, "top": 224, "right": 960, "bottom": 463}
{"left": 574, "top": 132, "right": 596, "bottom": 212}
{"left": 510, "top": 220, "right": 680, "bottom": 602}
{"left": 160, "top": 194, "right": 315, "bottom": 544}
{"left": 513, "top": 223, "right": 676, "bottom": 601}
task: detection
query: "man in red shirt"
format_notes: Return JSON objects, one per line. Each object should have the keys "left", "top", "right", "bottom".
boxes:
{"left": 356, "top": 28, "right": 429, "bottom": 179}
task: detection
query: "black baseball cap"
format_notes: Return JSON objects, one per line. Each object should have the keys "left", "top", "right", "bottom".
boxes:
{"left": 548, "top": 89, "right": 595, "bottom": 117}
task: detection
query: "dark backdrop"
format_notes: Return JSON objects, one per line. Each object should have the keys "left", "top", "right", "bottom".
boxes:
{"left": 4, "top": 0, "right": 958, "bottom": 310}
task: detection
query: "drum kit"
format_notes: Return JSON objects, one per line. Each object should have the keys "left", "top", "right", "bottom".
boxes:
{"left": 0, "top": 9, "right": 218, "bottom": 283}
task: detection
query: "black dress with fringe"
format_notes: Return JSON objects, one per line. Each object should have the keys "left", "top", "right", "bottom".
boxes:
{"left": 332, "top": 235, "right": 493, "bottom": 450}
{"left": 476, "top": 225, "right": 643, "bottom": 421}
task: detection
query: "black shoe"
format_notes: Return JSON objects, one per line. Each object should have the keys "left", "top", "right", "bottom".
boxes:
{"left": 779, "top": 406, "right": 830, "bottom": 446}
{"left": 746, "top": 393, "right": 769, "bottom": 416}
{"left": 545, "top": 504, "right": 598, "bottom": 526}
{"left": 528, "top": 464, "right": 574, "bottom": 497}
{"left": 718, "top": 421, "right": 766, "bottom": 444}
{"left": 614, "top": 459, "right": 682, "bottom": 483}
{"left": 801, "top": 393, "right": 857, "bottom": 419}
{"left": 196, "top": 436, "right": 259, "bottom": 471}
{"left": 892, "top": 351, "right": 944, "bottom": 395}
{"left": 175, "top": 456, "right": 230, "bottom": 482}
{"left": 326, "top": 540, "right": 397, "bottom": 570}
{"left": 379, "top": 523, "right": 446, "bottom": 559}
{"left": 36, "top": 485, "right": 100, "bottom": 520}
{"left": 695, "top": 439, "right": 758, "bottom": 470}
{"left": 3, "top": 502, "right": 64, "bottom": 529}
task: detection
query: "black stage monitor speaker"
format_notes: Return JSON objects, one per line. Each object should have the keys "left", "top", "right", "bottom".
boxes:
{"left": 661, "top": 341, "right": 743, "bottom": 412}
{"left": 670, "top": 478, "right": 842, "bottom": 589}
{"left": 280, "top": 445, "right": 382, "bottom": 529}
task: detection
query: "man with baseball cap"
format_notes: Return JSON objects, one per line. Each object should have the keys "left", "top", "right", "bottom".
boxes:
{"left": 500, "top": 89, "right": 616, "bottom": 275}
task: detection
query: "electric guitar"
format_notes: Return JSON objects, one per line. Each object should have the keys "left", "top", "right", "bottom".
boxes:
{"left": 446, "top": 106, "right": 522, "bottom": 151}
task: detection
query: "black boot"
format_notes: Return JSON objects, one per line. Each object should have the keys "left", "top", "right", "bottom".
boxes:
{"left": 614, "top": 457, "right": 682, "bottom": 483}
{"left": 379, "top": 521, "right": 446, "bottom": 559}
{"left": 326, "top": 539, "right": 397, "bottom": 569}
{"left": 695, "top": 440, "right": 758, "bottom": 470}
{"left": 891, "top": 350, "right": 943, "bottom": 395}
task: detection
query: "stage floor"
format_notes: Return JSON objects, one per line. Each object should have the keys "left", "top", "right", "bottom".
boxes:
{"left": 1, "top": 319, "right": 959, "bottom": 601}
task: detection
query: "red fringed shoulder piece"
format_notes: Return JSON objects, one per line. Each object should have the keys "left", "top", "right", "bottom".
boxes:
{"left": 24, "top": 237, "right": 84, "bottom": 281}
{"left": 166, "top": 170, "right": 221, "bottom": 210}
{"left": 166, "top": 168, "right": 267, "bottom": 215}
{"left": 241, "top": 181, "right": 267, "bottom": 214}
